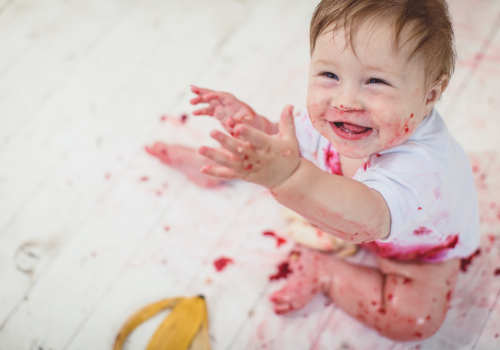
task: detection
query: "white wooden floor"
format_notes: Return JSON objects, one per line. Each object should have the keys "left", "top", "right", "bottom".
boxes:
{"left": 0, "top": 0, "right": 499, "bottom": 349}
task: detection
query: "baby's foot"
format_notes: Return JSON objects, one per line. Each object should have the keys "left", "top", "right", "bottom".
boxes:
{"left": 145, "top": 142, "right": 225, "bottom": 188}
{"left": 269, "top": 245, "right": 333, "bottom": 314}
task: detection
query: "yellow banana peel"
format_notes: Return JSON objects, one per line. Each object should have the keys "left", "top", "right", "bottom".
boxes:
{"left": 113, "top": 296, "right": 211, "bottom": 350}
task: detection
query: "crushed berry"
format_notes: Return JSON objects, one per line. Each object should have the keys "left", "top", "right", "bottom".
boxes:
{"left": 269, "top": 261, "right": 292, "bottom": 281}
{"left": 181, "top": 114, "right": 188, "bottom": 123}
{"left": 263, "top": 231, "right": 287, "bottom": 247}
{"left": 460, "top": 249, "right": 481, "bottom": 272}
{"left": 213, "top": 257, "right": 234, "bottom": 272}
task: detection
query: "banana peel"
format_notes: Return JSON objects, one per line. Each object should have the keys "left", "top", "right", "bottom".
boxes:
{"left": 114, "top": 296, "right": 210, "bottom": 350}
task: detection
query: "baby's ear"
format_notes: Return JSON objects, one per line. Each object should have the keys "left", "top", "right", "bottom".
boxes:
{"left": 425, "top": 74, "right": 448, "bottom": 114}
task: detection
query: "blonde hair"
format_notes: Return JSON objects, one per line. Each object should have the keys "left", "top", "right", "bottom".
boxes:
{"left": 310, "top": 0, "right": 456, "bottom": 88}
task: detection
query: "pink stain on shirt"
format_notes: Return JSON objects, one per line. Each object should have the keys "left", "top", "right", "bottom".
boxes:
{"left": 413, "top": 226, "right": 432, "bottom": 235}
{"left": 362, "top": 234, "right": 459, "bottom": 261}
{"left": 324, "top": 143, "right": 342, "bottom": 175}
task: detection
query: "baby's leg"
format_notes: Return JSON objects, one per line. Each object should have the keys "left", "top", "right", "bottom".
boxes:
{"left": 145, "top": 142, "right": 225, "bottom": 188}
{"left": 270, "top": 247, "right": 459, "bottom": 341}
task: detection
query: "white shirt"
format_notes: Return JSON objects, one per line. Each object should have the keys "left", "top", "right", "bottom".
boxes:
{"left": 294, "top": 108, "right": 480, "bottom": 262}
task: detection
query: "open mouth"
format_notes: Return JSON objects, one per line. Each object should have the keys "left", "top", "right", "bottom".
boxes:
{"left": 330, "top": 122, "right": 373, "bottom": 140}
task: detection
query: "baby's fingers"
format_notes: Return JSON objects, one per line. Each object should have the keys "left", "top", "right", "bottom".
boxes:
{"left": 210, "top": 130, "right": 248, "bottom": 159}
{"left": 190, "top": 85, "right": 214, "bottom": 97}
{"left": 200, "top": 165, "right": 240, "bottom": 180}
{"left": 199, "top": 146, "right": 241, "bottom": 170}
{"left": 234, "top": 124, "right": 269, "bottom": 149}
{"left": 192, "top": 106, "right": 215, "bottom": 116}
{"left": 279, "top": 105, "right": 296, "bottom": 138}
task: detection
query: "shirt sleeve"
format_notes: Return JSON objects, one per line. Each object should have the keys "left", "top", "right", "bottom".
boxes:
{"left": 294, "top": 109, "right": 321, "bottom": 166}
{"left": 353, "top": 145, "right": 443, "bottom": 242}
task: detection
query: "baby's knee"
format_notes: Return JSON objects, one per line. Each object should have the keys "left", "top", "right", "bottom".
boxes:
{"left": 378, "top": 302, "right": 446, "bottom": 341}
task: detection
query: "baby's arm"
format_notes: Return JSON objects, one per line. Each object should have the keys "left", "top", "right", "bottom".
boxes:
{"left": 199, "top": 105, "right": 390, "bottom": 244}
{"left": 190, "top": 86, "right": 278, "bottom": 135}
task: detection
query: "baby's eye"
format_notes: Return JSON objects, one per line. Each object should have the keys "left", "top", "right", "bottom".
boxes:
{"left": 367, "top": 78, "right": 388, "bottom": 85}
{"left": 321, "top": 72, "right": 339, "bottom": 81}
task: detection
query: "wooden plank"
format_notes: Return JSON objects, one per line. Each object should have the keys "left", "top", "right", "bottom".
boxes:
{"left": 66, "top": 185, "right": 282, "bottom": 350}
{"left": 0, "top": 0, "right": 129, "bottom": 144}
{"left": 437, "top": 0, "right": 500, "bottom": 118}
{"left": 443, "top": 19, "right": 500, "bottom": 152}
{"left": 0, "top": 0, "right": 267, "bottom": 347}
{"left": 0, "top": 0, "right": 182, "bottom": 233}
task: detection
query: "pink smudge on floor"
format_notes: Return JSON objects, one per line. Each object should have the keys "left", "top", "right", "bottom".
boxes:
{"left": 263, "top": 230, "right": 287, "bottom": 247}
{"left": 213, "top": 257, "right": 234, "bottom": 272}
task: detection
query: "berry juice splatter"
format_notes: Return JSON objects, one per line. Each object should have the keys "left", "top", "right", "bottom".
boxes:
{"left": 213, "top": 257, "right": 234, "bottom": 272}
{"left": 263, "top": 231, "right": 287, "bottom": 247}
{"left": 460, "top": 249, "right": 481, "bottom": 272}
{"left": 269, "top": 261, "right": 292, "bottom": 281}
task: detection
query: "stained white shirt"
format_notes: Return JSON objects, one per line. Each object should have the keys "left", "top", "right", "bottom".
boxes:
{"left": 294, "top": 108, "right": 480, "bottom": 262}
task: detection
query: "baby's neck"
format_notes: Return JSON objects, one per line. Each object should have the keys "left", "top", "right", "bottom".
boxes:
{"left": 339, "top": 155, "right": 365, "bottom": 178}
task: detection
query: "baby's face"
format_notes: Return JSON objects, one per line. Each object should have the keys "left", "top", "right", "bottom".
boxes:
{"left": 307, "top": 25, "right": 440, "bottom": 159}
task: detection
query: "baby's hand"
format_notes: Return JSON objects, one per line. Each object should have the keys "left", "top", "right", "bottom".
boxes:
{"left": 190, "top": 85, "right": 269, "bottom": 134}
{"left": 198, "top": 105, "right": 300, "bottom": 189}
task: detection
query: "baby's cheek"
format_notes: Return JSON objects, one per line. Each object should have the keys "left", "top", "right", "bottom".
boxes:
{"left": 377, "top": 112, "right": 416, "bottom": 149}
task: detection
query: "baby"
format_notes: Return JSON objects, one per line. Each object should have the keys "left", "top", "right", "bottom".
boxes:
{"left": 147, "top": 0, "right": 480, "bottom": 341}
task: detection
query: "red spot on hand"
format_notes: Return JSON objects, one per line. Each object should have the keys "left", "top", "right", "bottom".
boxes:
{"left": 387, "top": 294, "right": 393, "bottom": 301}
{"left": 244, "top": 154, "right": 249, "bottom": 160}
{"left": 245, "top": 164, "right": 253, "bottom": 171}
{"left": 494, "top": 268, "right": 500, "bottom": 276}
{"left": 376, "top": 153, "right": 381, "bottom": 157}
{"left": 214, "top": 257, "right": 234, "bottom": 272}
{"left": 415, "top": 332, "right": 422, "bottom": 338}
{"left": 371, "top": 300, "right": 377, "bottom": 305}
{"left": 263, "top": 231, "right": 287, "bottom": 247}
{"left": 181, "top": 114, "right": 188, "bottom": 123}
{"left": 405, "top": 128, "right": 409, "bottom": 133}
{"left": 269, "top": 261, "right": 292, "bottom": 281}
{"left": 378, "top": 308, "right": 386, "bottom": 315}
{"left": 460, "top": 248, "right": 481, "bottom": 272}
{"left": 446, "top": 291, "right": 452, "bottom": 301}
{"left": 410, "top": 113, "right": 413, "bottom": 118}
{"left": 426, "top": 315, "right": 431, "bottom": 320}
{"left": 403, "top": 278, "right": 412, "bottom": 284}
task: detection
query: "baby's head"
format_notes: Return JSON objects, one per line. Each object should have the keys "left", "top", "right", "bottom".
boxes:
{"left": 306, "top": 0, "right": 455, "bottom": 159}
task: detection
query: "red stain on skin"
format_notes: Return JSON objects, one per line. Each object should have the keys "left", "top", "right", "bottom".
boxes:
{"left": 446, "top": 291, "right": 452, "bottom": 301}
{"left": 363, "top": 159, "right": 371, "bottom": 171}
{"left": 269, "top": 261, "right": 292, "bottom": 281}
{"left": 387, "top": 294, "right": 393, "bottom": 301}
{"left": 405, "top": 127, "right": 409, "bottom": 133}
{"left": 376, "top": 153, "right": 381, "bottom": 157}
{"left": 410, "top": 113, "right": 414, "bottom": 118}
{"left": 263, "top": 231, "right": 287, "bottom": 247}
{"left": 181, "top": 114, "right": 188, "bottom": 123}
{"left": 494, "top": 268, "right": 500, "bottom": 276}
{"left": 378, "top": 308, "right": 387, "bottom": 315}
{"left": 415, "top": 332, "right": 423, "bottom": 338}
{"left": 460, "top": 248, "right": 481, "bottom": 272}
{"left": 413, "top": 227, "right": 432, "bottom": 235}
{"left": 214, "top": 257, "right": 234, "bottom": 272}
{"left": 244, "top": 154, "right": 249, "bottom": 160}
{"left": 362, "top": 235, "right": 459, "bottom": 261}
{"left": 245, "top": 164, "right": 253, "bottom": 170}
{"left": 403, "top": 278, "right": 412, "bottom": 284}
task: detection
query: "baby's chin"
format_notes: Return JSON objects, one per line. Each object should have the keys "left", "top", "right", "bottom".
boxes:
{"left": 330, "top": 140, "right": 374, "bottom": 159}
